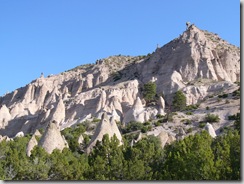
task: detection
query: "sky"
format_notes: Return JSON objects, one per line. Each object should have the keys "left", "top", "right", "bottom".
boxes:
{"left": 0, "top": 0, "right": 240, "bottom": 96}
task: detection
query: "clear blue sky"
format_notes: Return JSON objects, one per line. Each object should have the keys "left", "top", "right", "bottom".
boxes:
{"left": 0, "top": 0, "right": 240, "bottom": 96}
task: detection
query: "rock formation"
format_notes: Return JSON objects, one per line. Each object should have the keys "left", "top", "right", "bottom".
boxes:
{"left": 86, "top": 112, "right": 122, "bottom": 154}
{"left": 0, "top": 24, "right": 240, "bottom": 148}
{"left": 157, "top": 131, "right": 169, "bottom": 148}
{"left": 204, "top": 122, "right": 217, "bottom": 138}
{"left": 26, "top": 130, "right": 41, "bottom": 157}
{"left": 0, "top": 105, "right": 11, "bottom": 128}
{"left": 158, "top": 96, "right": 166, "bottom": 115}
{"left": 123, "top": 97, "right": 145, "bottom": 124}
{"left": 49, "top": 98, "right": 65, "bottom": 125}
{"left": 38, "top": 121, "right": 68, "bottom": 154}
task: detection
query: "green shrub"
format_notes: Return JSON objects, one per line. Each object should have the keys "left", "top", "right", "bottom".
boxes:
{"left": 184, "top": 119, "right": 192, "bottom": 125}
{"left": 141, "top": 126, "right": 148, "bottom": 133}
{"left": 172, "top": 90, "right": 186, "bottom": 111}
{"left": 143, "top": 121, "right": 151, "bottom": 126}
{"left": 156, "top": 114, "right": 164, "bottom": 119}
{"left": 199, "top": 122, "right": 206, "bottom": 128}
{"left": 185, "top": 104, "right": 199, "bottom": 111}
{"left": 206, "top": 106, "right": 210, "bottom": 110}
{"left": 186, "top": 111, "right": 193, "bottom": 115}
{"left": 143, "top": 82, "right": 157, "bottom": 102}
{"left": 204, "top": 113, "right": 220, "bottom": 123}
{"left": 154, "top": 121, "right": 161, "bottom": 126}
{"left": 186, "top": 127, "right": 193, "bottom": 133}
{"left": 123, "top": 121, "right": 143, "bottom": 133}
{"left": 218, "top": 94, "right": 228, "bottom": 98}
{"left": 232, "top": 88, "right": 240, "bottom": 97}
{"left": 92, "top": 118, "right": 101, "bottom": 123}
{"left": 112, "top": 71, "right": 122, "bottom": 81}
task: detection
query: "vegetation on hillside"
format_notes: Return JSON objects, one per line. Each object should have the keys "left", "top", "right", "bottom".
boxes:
{"left": 143, "top": 82, "right": 157, "bottom": 103}
{"left": 0, "top": 127, "right": 240, "bottom": 180}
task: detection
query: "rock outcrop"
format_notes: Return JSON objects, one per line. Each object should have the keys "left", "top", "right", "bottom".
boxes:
{"left": 204, "top": 123, "right": 217, "bottom": 138}
{"left": 158, "top": 97, "right": 166, "bottom": 115}
{"left": 0, "top": 24, "right": 240, "bottom": 145}
{"left": 123, "top": 97, "right": 145, "bottom": 124}
{"left": 86, "top": 113, "right": 122, "bottom": 154}
{"left": 26, "top": 130, "right": 41, "bottom": 157}
{"left": 0, "top": 105, "right": 11, "bottom": 128}
{"left": 49, "top": 98, "right": 65, "bottom": 125}
{"left": 38, "top": 121, "right": 68, "bottom": 154}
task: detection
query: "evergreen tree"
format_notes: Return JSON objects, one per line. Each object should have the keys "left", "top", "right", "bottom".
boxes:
{"left": 172, "top": 90, "right": 186, "bottom": 111}
{"left": 162, "top": 131, "right": 216, "bottom": 180}
{"left": 143, "top": 82, "right": 157, "bottom": 102}
{"left": 88, "top": 134, "right": 124, "bottom": 180}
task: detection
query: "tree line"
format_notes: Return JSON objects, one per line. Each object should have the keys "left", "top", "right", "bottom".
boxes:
{"left": 0, "top": 127, "right": 240, "bottom": 180}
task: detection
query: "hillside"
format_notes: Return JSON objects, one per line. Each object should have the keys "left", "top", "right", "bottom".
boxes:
{"left": 0, "top": 24, "right": 240, "bottom": 152}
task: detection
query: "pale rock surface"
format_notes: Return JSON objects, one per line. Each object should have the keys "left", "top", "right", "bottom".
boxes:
{"left": 158, "top": 96, "right": 166, "bottom": 115}
{"left": 157, "top": 131, "right": 169, "bottom": 148}
{"left": 176, "top": 127, "right": 186, "bottom": 140}
{"left": 95, "top": 90, "right": 107, "bottom": 113}
{"left": 0, "top": 135, "right": 12, "bottom": 142}
{"left": 111, "top": 109, "right": 121, "bottom": 122}
{"left": 14, "top": 131, "right": 24, "bottom": 138}
{"left": 38, "top": 121, "right": 68, "bottom": 154}
{"left": 204, "top": 122, "right": 217, "bottom": 138}
{"left": 123, "top": 97, "right": 145, "bottom": 124}
{"left": 10, "top": 103, "right": 27, "bottom": 119}
{"left": 84, "top": 74, "right": 94, "bottom": 89}
{"left": 110, "top": 116, "right": 122, "bottom": 142}
{"left": 78, "top": 134, "right": 84, "bottom": 145}
{"left": 49, "top": 98, "right": 65, "bottom": 125}
{"left": 183, "top": 86, "right": 208, "bottom": 105}
{"left": 0, "top": 105, "right": 12, "bottom": 128}
{"left": 86, "top": 113, "right": 122, "bottom": 154}
{"left": 26, "top": 130, "right": 41, "bottom": 157}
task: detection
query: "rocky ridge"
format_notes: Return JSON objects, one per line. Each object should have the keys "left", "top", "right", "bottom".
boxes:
{"left": 0, "top": 24, "right": 240, "bottom": 154}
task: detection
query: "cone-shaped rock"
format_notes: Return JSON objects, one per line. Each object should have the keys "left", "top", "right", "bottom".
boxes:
{"left": 86, "top": 112, "right": 122, "bottom": 154}
{"left": 110, "top": 116, "right": 122, "bottom": 143}
{"left": 50, "top": 98, "right": 65, "bottom": 124}
{"left": 38, "top": 121, "right": 68, "bottom": 154}
{"left": 123, "top": 97, "right": 145, "bottom": 124}
{"left": 26, "top": 130, "right": 41, "bottom": 157}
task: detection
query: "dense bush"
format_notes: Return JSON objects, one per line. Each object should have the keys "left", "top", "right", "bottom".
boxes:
{"left": 218, "top": 94, "right": 228, "bottom": 98}
{"left": 122, "top": 121, "right": 143, "bottom": 133}
{"left": 205, "top": 113, "right": 220, "bottom": 123}
{"left": 143, "top": 82, "right": 157, "bottom": 102}
{"left": 185, "top": 104, "right": 199, "bottom": 111}
{"left": 172, "top": 91, "right": 186, "bottom": 111}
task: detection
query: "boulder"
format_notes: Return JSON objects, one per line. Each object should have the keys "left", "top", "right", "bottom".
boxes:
{"left": 204, "top": 122, "right": 217, "bottom": 138}
{"left": 157, "top": 131, "right": 169, "bottom": 148}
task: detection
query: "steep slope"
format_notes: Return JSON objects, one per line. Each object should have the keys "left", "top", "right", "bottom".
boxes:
{"left": 0, "top": 24, "right": 240, "bottom": 138}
